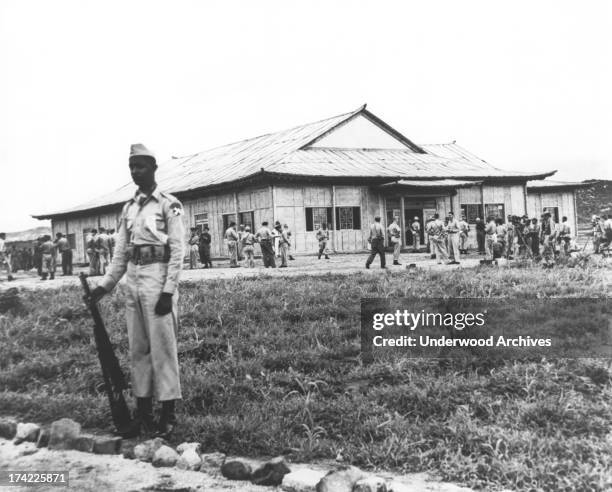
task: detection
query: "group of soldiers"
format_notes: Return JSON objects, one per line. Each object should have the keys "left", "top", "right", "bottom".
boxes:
{"left": 363, "top": 210, "right": 583, "bottom": 268}
{"left": 0, "top": 232, "right": 76, "bottom": 281}
{"left": 85, "top": 227, "right": 118, "bottom": 276}
{"left": 592, "top": 214, "right": 612, "bottom": 254}
{"left": 187, "top": 220, "right": 295, "bottom": 270}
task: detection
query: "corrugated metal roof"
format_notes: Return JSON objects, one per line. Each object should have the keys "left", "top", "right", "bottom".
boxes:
{"left": 33, "top": 106, "right": 556, "bottom": 218}
{"left": 526, "top": 179, "right": 590, "bottom": 190}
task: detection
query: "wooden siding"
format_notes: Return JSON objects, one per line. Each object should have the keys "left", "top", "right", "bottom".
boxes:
{"left": 526, "top": 190, "right": 577, "bottom": 234}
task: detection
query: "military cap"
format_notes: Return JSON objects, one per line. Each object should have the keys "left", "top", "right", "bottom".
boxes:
{"left": 129, "top": 143, "right": 156, "bottom": 164}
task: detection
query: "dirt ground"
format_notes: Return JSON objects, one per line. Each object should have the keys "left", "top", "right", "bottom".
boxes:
{"left": 0, "top": 251, "right": 489, "bottom": 292}
{"left": 0, "top": 439, "right": 475, "bottom": 492}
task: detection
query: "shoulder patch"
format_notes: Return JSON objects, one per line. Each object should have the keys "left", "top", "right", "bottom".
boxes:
{"left": 169, "top": 202, "right": 184, "bottom": 216}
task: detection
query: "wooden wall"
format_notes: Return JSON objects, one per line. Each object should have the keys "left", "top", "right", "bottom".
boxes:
{"left": 526, "top": 190, "right": 577, "bottom": 233}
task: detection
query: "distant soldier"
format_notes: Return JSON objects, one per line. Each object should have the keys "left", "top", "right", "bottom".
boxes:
{"left": 241, "top": 226, "right": 257, "bottom": 268}
{"left": 495, "top": 218, "right": 507, "bottom": 258}
{"left": 603, "top": 214, "right": 612, "bottom": 250}
{"left": 0, "top": 233, "right": 14, "bottom": 281}
{"left": 484, "top": 216, "right": 497, "bottom": 261}
{"left": 225, "top": 222, "right": 239, "bottom": 268}
{"left": 33, "top": 236, "right": 43, "bottom": 276}
{"left": 40, "top": 235, "right": 56, "bottom": 280}
{"left": 86, "top": 228, "right": 99, "bottom": 275}
{"left": 96, "top": 227, "right": 111, "bottom": 275}
{"left": 278, "top": 223, "right": 291, "bottom": 268}
{"left": 505, "top": 215, "right": 515, "bottom": 259}
{"left": 55, "top": 232, "right": 73, "bottom": 276}
{"left": 475, "top": 217, "right": 485, "bottom": 254}
{"left": 540, "top": 213, "right": 554, "bottom": 265}
{"left": 256, "top": 221, "right": 276, "bottom": 268}
{"left": 410, "top": 216, "right": 421, "bottom": 252}
{"left": 458, "top": 215, "right": 469, "bottom": 254}
{"left": 198, "top": 225, "right": 212, "bottom": 268}
{"left": 366, "top": 216, "right": 386, "bottom": 269}
{"left": 557, "top": 216, "right": 572, "bottom": 256}
{"left": 387, "top": 217, "right": 402, "bottom": 265}
{"left": 188, "top": 227, "right": 200, "bottom": 269}
{"left": 108, "top": 228, "right": 116, "bottom": 260}
{"left": 89, "top": 143, "right": 185, "bottom": 438}
{"left": 316, "top": 223, "right": 330, "bottom": 260}
{"left": 272, "top": 221, "right": 282, "bottom": 258}
{"left": 426, "top": 213, "right": 448, "bottom": 265}
{"left": 528, "top": 218, "right": 541, "bottom": 257}
{"left": 284, "top": 224, "right": 295, "bottom": 260}
{"left": 237, "top": 224, "right": 245, "bottom": 261}
{"left": 445, "top": 212, "right": 461, "bottom": 264}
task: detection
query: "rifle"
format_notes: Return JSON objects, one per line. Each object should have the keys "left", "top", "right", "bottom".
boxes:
{"left": 79, "top": 273, "right": 136, "bottom": 437}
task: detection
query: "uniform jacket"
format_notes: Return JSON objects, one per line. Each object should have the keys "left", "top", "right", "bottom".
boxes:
{"left": 316, "top": 228, "right": 329, "bottom": 242}
{"left": 100, "top": 186, "right": 185, "bottom": 295}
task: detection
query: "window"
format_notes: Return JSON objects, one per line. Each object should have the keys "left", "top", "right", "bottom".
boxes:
{"left": 542, "top": 206, "right": 559, "bottom": 223}
{"left": 305, "top": 207, "right": 332, "bottom": 231}
{"left": 460, "top": 204, "right": 484, "bottom": 223}
{"left": 335, "top": 207, "right": 361, "bottom": 230}
{"left": 222, "top": 213, "right": 236, "bottom": 232}
{"left": 238, "top": 211, "right": 254, "bottom": 230}
{"left": 194, "top": 213, "right": 209, "bottom": 233}
{"left": 484, "top": 203, "right": 505, "bottom": 221}
{"left": 67, "top": 233, "right": 76, "bottom": 249}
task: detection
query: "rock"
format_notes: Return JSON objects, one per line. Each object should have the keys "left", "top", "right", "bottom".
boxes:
{"left": 152, "top": 445, "right": 179, "bottom": 468}
{"left": 221, "top": 459, "right": 252, "bottom": 480}
{"left": 281, "top": 469, "right": 327, "bottom": 492}
{"left": 134, "top": 437, "right": 165, "bottom": 462}
{"left": 48, "top": 418, "right": 81, "bottom": 450}
{"left": 316, "top": 466, "right": 367, "bottom": 492}
{"left": 177, "top": 442, "right": 201, "bottom": 455}
{"left": 36, "top": 428, "right": 50, "bottom": 448}
{"left": 72, "top": 434, "right": 95, "bottom": 453}
{"left": 200, "top": 452, "right": 226, "bottom": 470}
{"left": 121, "top": 441, "right": 136, "bottom": 460}
{"left": 14, "top": 422, "right": 40, "bottom": 444}
{"left": 251, "top": 456, "right": 291, "bottom": 486}
{"left": 93, "top": 436, "right": 122, "bottom": 454}
{"left": 177, "top": 449, "right": 202, "bottom": 471}
{"left": 353, "top": 476, "right": 387, "bottom": 492}
{"left": 0, "top": 417, "right": 18, "bottom": 439}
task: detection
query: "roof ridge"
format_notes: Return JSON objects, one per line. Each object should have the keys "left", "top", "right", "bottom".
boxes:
{"left": 170, "top": 106, "right": 364, "bottom": 160}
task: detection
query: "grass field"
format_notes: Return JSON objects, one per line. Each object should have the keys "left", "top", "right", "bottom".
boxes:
{"left": 1, "top": 265, "right": 611, "bottom": 491}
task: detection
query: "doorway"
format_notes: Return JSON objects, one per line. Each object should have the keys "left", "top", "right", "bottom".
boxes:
{"left": 404, "top": 208, "right": 424, "bottom": 246}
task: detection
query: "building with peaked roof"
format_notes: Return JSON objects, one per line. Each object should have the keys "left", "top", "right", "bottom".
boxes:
{"left": 34, "top": 105, "right": 583, "bottom": 261}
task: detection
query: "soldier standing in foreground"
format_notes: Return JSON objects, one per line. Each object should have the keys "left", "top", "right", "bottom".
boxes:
{"left": 55, "top": 232, "right": 73, "bottom": 276}
{"left": 365, "top": 216, "right": 386, "bottom": 269}
{"left": 225, "top": 222, "right": 239, "bottom": 268}
{"left": 428, "top": 213, "right": 449, "bottom": 265}
{"left": 256, "top": 221, "right": 276, "bottom": 268}
{"left": 89, "top": 143, "right": 185, "bottom": 438}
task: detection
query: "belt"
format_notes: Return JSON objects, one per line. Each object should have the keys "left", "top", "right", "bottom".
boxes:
{"left": 127, "top": 244, "right": 169, "bottom": 265}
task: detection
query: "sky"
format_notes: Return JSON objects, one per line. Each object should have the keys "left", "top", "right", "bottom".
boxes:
{"left": 1, "top": 0, "right": 610, "bottom": 232}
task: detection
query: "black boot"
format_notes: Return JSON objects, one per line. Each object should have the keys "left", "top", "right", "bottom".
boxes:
{"left": 325, "top": 255, "right": 330, "bottom": 259}
{"left": 135, "top": 397, "right": 156, "bottom": 436}
{"left": 393, "top": 261, "right": 401, "bottom": 265}
{"left": 157, "top": 400, "right": 177, "bottom": 438}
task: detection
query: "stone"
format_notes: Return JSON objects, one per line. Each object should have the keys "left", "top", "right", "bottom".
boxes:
{"left": 177, "top": 449, "right": 202, "bottom": 471}
{"left": 316, "top": 466, "right": 367, "bottom": 492}
{"left": 93, "top": 436, "right": 122, "bottom": 454}
{"left": 200, "top": 452, "right": 226, "bottom": 469}
{"left": 36, "top": 428, "right": 50, "bottom": 448}
{"left": 353, "top": 476, "right": 387, "bottom": 492}
{"left": 152, "top": 445, "right": 179, "bottom": 468}
{"left": 281, "top": 469, "right": 327, "bottom": 492}
{"left": 0, "top": 418, "right": 18, "bottom": 440}
{"left": 121, "top": 441, "right": 136, "bottom": 460}
{"left": 72, "top": 434, "right": 95, "bottom": 453}
{"left": 251, "top": 456, "right": 291, "bottom": 486}
{"left": 134, "top": 437, "right": 166, "bottom": 462}
{"left": 176, "top": 442, "right": 201, "bottom": 455}
{"left": 14, "top": 422, "right": 40, "bottom": 444}
{"left": 220, "top": 459, "right": 252, "bottom": 480}
{"left": 48, "top": 418, "right": 81, "bottom": 450}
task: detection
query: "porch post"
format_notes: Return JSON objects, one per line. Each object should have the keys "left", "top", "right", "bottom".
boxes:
{"left": 400, "top": 196, "right": 405, "bottom": 248}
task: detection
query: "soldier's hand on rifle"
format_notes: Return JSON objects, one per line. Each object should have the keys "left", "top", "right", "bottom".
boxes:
{"left": 155, "top": 292, "right": 173, "bottom": 316}
{"left": 89, "top": 286, "right": 108, "bottom": 304}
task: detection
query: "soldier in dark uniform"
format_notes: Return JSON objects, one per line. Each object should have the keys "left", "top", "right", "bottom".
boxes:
{"left": 366, "top": 216, "right": 386, "bottom": 269}
{"left": 198, "top": 226, "right": 212, "bottom": 268}
{"left": 90, "top": 143, "right": 185, "bottom": 437}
